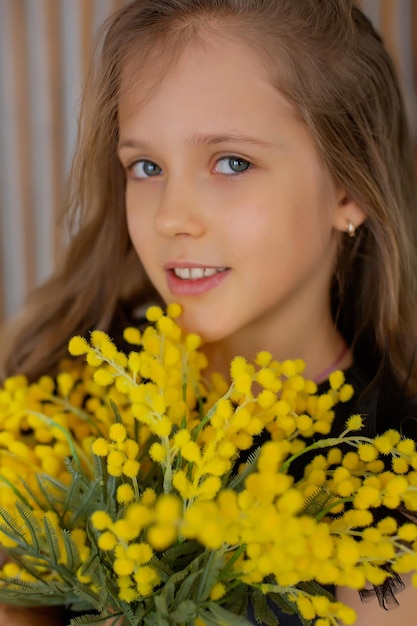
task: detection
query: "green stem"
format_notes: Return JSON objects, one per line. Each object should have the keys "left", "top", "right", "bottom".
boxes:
{"left": 220, "top": 543, "right": 247, "bottom": 578}
{"left": 279, "top": 435, "right": 376, "bottom": 474}
{"left": 131, "top": 475, "right": 140, "bottom": 501}
{"left": 163, "top": 436, "right": 173, "bottom": 494}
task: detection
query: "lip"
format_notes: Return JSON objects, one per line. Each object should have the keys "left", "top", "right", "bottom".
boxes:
{"left": 165, "top": 263, "right": 230, "bottom": 296}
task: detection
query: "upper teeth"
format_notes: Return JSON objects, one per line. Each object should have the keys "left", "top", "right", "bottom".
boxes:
{"left": 174, "top": 267, "right": 226, "bottom": 280}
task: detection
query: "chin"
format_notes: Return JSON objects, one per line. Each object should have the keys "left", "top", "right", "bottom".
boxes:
{"left": 175, "top": 313, "right": 231, "bottom": 344}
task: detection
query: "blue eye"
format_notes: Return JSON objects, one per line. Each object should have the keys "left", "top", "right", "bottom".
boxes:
{"left": 130, "top": 160, "right": 162, "bottom": 179}
{"left": 215, "top": 157, "right": 251, "bottom": 175}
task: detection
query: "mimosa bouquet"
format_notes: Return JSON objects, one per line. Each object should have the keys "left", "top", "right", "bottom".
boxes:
{"left": 0, "top": 304, "right": 417, "bottom": 626}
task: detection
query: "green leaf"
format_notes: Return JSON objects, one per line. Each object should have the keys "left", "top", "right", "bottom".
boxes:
{"left": 228, "top": 448, "right": 261, "bottom": 491}
{"left": 43, "top": 514, "right": 61, "bottom": 563}
{"left": 297, "top": 580, "right": 335, "bottom": 600}
{"left": 267, "top": 592, "right": 299, "bottom": 616}
{"left": 154, "top": 593, "right": 169, "bottom": 619}
{"left": 35, "top": 474, "right": 62, "bottom": 517}
{"left": 15, "top": 501, "right": 42, "bottom": 552}
{"left": 219, "top": 583, "right": 249, "bottom": 616}
{"left": 196, "top": 550, "right": 227, "bottom": 602}
{"left": 118, "top": 601, "right": 137, "bottom": 626}
{"left": 169, "top": 599, "right": 198, "bottom": 622}
{"left": 161, "top": 539, "right": 202, "bottom": 567}
{"left": 69, "top": 615, "right": 123, "bottom": 625}
{"left": 0, "top": 521, "right": 26, "bottom": 548}
{"left": 61, "top": 529, "right": 78, "bottom": 573}
{"left": 200, "top": 602, "right": 253, "bottom": 626}
{"left": 265, "top": 591, "right": 312, "bottom": 625}
{"left": 250, "top": 588, "right": 279, "bottom": 626}
{"left": 0, "top": 572, "right": 79, "bottom": 607}
{"left": 68, "top": 479, "right": 103, "bottom": 526}
{"left": 301, "top": 487, "right": 334, "bottom": 518}
{"left": 172, "top": 570, "right": 200, "bottom": 607}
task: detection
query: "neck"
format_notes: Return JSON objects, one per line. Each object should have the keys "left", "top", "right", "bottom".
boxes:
{"left": 202, "top": 307, "right": 352, "bottom": 383}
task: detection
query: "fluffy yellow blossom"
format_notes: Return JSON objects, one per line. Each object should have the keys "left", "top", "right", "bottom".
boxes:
{"left": 209, "top": 582, "right": 226, "bottom": 600}
{"left": 147, "top": 523, "right": 177, "bottom": 551}
{"left": 117, "top": 484, "right": 135, "bottom": 504}
{"left": 358, "top": 443, "right": 378, "bottom": 462}
{"left": 185, "top": 333, "right": 201, "bottom": 352}
{"left": 68, "top": 336, "right": 89, "bottom": 356}
{"left": 126, "top": 543, "right": 153, "bottom": 564}
{"left": 397, "top": 438, "right": 416, "bottom": 455}
{"left": 339, "top": 384, "right": 354, "bottom": 402}
{"left": 255, "top": 351, "right": 273, "bottom": 367}
{"left": 119, "top": 587, "right": 138, "bottom": 603}
{"left": 392, "top": 456, "right": 409, "bottom": 474}
{"left": 2, "top": 303, "right": 417, "bottom": 626}
{"left": 256, "top": 368, "right": 282, "bottom": 392}
{"left": 108, "top": 450, "right": 125, "bottom": 466}
{"left": 146, "top": 306, "right": 163, "bottom": 322}
{"left": 114, "top": 558, "right": 135, "bottom": 576}
{"left": 94, "top": 368, "right": 114, "bottom": 386}
{"left": 149, "top": 442, "right": 167, "bottom": 463}
{"left": 374, "top": 430, "right": 400, "bottom": 453}
{"left": 328, "top": 370, "right": 344, "bottom": 391}
{"left": 181, "top": 441, "right": 201, "bottom": 464}
{"left": 398, "top": 523, "right": 417, "bottom": 542}
{"left": 98, "top": 531, "right": 117, "bottom": 551}
{"left": 354, "top": 485, "right": 382, "bottom": 509}
{"left": 296, "top": 596, "right": 316, "bottom": 620}
{"left": 152, "top": 417, "right": 172, "bottom": 438}
{"left": 166, "top": 303, "right": 182, "bottom": 318}
{"left": 346, "top": 414, "right": 363, "bottom": 431}
{"left": 123, "top": 459, "right": 140, "bottom": 479}
{"left": 112, "top": 519, "right": 141, "bottom": 542}
{"left": 109, "top": 423, "right": 127, "bottom": 443}
{"left": 91, "top": 511, "right": 113, "bottom": 531}
{"left": 123, "top": 327, "right": 142, "bottom": 345}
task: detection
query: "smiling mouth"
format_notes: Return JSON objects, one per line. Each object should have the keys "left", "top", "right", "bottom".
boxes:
{"left": 172, "top": 267, "right": 227, "bottom": 280}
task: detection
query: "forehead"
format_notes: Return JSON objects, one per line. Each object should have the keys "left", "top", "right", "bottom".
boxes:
{"left": 118, "top": 30, "right": 294, "bottom": 128}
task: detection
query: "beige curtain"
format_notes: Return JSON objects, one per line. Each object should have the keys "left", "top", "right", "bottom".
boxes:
{"left": 0, "top": 0, "right": 416, "bottom": 323}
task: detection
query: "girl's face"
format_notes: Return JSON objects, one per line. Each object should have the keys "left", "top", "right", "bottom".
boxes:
{"left": 118, "top": 33, "right": 349, "bottom": 360}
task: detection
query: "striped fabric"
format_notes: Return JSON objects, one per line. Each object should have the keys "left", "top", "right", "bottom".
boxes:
{"left": 0, "top": 0, "right": 416, "bottom": 323}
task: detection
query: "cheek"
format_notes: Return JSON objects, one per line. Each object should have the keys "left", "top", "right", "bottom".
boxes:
{"left": 125, "top": 190, "right": 150, "bottom": 249}
{"left": 126, "top": 210, "right": 150, "bottom": 265}
{"left": 224, "top": 198, "right": 284, "bottom": 255}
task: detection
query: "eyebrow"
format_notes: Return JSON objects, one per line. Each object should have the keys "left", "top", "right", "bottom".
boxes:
{"left": 118, "top": 132, "right": 277, "bottom": 151}
{"left": 189, "top": 132, "right": 277, "bottom": 148}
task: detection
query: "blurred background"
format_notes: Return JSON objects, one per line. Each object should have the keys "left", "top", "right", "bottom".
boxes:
{"left": 0, "top": 0, "right": 416, "bottom": 324}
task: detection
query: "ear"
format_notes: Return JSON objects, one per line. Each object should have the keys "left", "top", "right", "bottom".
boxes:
{"left": 332, "top": 193, "right": 367, "bottom": 235}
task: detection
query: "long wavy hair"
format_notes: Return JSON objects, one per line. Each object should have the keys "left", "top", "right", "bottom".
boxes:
{"left": 1, "top": 0, "right": 416, "bottom": 392}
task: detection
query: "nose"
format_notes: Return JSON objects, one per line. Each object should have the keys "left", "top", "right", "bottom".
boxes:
{"left": 154, "top": 177, "right": 206, "bottom": 238}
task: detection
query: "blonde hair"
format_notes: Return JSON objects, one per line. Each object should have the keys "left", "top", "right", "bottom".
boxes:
{"left": 1, "top": 0, "right": 416, "bottom": 391}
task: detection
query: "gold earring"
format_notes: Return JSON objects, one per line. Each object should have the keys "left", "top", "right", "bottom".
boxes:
{"left": 346, "top": 220, "right": 356, "bottom": 237}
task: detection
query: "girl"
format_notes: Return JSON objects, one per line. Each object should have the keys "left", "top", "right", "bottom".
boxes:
{"left": 1, "top": 0, "right": 417, "bottom": 624}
